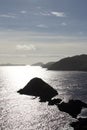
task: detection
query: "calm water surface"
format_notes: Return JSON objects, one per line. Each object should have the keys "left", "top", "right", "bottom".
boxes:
{"left": 0, "top": 66, "right": 87, "bottom": 130}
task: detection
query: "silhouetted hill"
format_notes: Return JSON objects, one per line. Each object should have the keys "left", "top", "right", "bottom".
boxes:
{"left": 48, "top": 54, "right": 87, "bottom": 71}
{"left": 18, "top": 77, "right": 58, "bottom": 102}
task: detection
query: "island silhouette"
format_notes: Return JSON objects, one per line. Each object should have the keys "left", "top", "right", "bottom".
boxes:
{"left": 18, "top": 77, "right": 58, "bottom": 102}
{"left": 32, "top": 54, "right": 87, "bottom": 71}
{"left": 48, "top": 54, "right": 87, "bottom": 71}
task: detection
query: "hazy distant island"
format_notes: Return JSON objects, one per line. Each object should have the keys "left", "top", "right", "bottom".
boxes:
{"left": 0, "top": 63, "right": 25, "bottom": 66}
{"left": 33, "top": 54, "right": 87, "bottom": 71}
{"left": 32, "top": 62, "right": 44, "bottom": 66}
{"left": 32, "top": 62, "right": 55, "bottom": 68}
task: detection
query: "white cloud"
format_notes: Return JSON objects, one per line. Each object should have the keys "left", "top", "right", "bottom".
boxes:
{"left": 16, "top": 44, "right": 36, "bottom": 51}
{"left": 51, "top": 11, "right": 66, "bottom": 17}
{"left": 35, "top": 11, "right": 66, "bottom": 18}
{"left": 40, "top": 12, "right": 50, "bottom": 16}
{"left": 61, "top": 22, "right": 67, "bottom": 26}
{"left": 34, "top": 11, "right": 50, "bottom": 16}
{"left": 36, "top": 24, "right": 48, "bottom": 28}
{"left": 20, "top": 10, "right": 27, "bottom": 14}
{"left": 0, "top": 14, "right": 15, "bottom": 18}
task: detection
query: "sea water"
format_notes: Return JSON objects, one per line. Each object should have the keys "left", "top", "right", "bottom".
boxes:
{"left": 0, "top": 66, "right": 87, "bottom": 130}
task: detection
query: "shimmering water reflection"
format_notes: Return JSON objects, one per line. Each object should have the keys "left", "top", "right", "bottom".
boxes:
{"left": 0, "top": 66, "right": 87, "bottom": 130}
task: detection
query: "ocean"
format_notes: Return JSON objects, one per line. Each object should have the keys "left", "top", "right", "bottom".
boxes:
{"left": 0, "top": 66, "right": 87, "bottom": 130}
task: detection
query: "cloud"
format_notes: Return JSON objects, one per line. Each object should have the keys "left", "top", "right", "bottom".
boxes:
{"left": 36, "top": 24, "right": 48, "bottom": 28}
{"left": 20, "top": 10, "right": 27, "bottom": 14}
{"left": 51, "top": 11, "right": 66, "bottom": 17}
{"left": 0, "top": 14, "right": 15, "bottom": 18}
{"left": 16, "top": 44, "right": 36, "bottom": 51}
{"left": 35, "top": 10, "right": 66, "bottom": 18}
{"left": 40, "top": 12, "right": 50, "bottom": 16}
{"left": 34, "top": 11, "right": 51, "bottom": 16}
{"left": 61, "top": 22, "right": 67, "bottom": 26}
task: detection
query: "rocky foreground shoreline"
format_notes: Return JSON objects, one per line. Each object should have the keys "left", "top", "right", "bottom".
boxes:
{"left": 18, "top": 77, "right": 87, "bottom": 130}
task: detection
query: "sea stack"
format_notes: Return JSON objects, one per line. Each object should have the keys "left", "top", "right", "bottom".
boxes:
{"left": 18, "top": 77, "right": 58, "bottom": 101}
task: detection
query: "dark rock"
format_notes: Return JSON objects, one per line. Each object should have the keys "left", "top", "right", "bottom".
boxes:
{"left": 70, "top": 118, "right": 87, "bottom": 130}
{"left": 18, "top": 77, "right": 58, "bottom": 101}
{"left": 48, "top": 98, "right": 62, "bottom": 105}
{"left": 57, "top": 99, "right": 87, "bottom": 118}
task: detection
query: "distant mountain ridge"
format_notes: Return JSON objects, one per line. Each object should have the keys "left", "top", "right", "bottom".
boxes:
{"left": 32, "top": 62, "right": 44, "bottom": 66}
{"left": 48, "top": 54, "right": 87, "bottom": 71}
{"left": 31, "top": 62, "right": 55, "bottom": 68}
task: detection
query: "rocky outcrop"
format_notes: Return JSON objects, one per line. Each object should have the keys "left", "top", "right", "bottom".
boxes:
{"left": 18, "top": 77, "right": 58, "bottom": 101}
{"left": 57, "top": 99, "right": 87, "bottom": 118}
{"left": 70, "top": 118, "right": 87, "bottom": 130}
{"left": 47, "top": 98, "right": 87, "bottom": 118}
{"left": 17, "top": 77, "right": 87, "bottom": 129}
{"left": 48, "top": 98, "right": 62, "bottom": 105}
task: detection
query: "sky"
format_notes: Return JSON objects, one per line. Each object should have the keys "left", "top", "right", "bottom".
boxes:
{"left": 0, "top": 0, "right": 87, "bottom": 64}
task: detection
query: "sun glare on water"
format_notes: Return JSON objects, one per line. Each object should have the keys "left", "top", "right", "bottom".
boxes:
{"left": 0, "top": 66, "right": 46, "bottom": 92}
